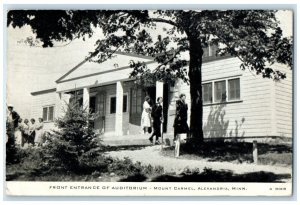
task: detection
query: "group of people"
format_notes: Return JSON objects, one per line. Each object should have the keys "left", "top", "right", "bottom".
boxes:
{"left": 6, "top": 104, "right": 45, "bottom": 148}
{"left": 141, "top": 96, "right": 164, "bottom": 145}
{"left": 141, "top": 93, "right": 189, "bottom": 145}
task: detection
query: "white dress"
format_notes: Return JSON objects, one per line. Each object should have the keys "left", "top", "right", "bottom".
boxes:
{"left": 141, "top": 101, "right": 151, "bottom": 128}
{"left": 35, "top": 122, "right": 44, "bottom": 144}
{"left": 14, "top": 123, "right": 23, "bottom": 146}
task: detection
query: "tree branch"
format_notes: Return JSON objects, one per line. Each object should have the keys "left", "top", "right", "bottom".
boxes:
{"left": 149, "top": 18, "right": 179, "bottom": 27}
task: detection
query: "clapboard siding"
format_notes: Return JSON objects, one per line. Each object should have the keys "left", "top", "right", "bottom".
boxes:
{"left": 168, "top": 57, "right": 275, "bottom": 139}
{"left": 31, "top": 91, "right": 56, "bottom": 131}
{"left": 274, "top": 65, "right": 292, "bottom": 138}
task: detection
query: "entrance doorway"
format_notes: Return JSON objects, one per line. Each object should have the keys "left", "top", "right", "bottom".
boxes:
{"left": 129, "top": 86, "right": 155, "bottom": 126}
{"left": 145, "top": 86, "right": 156, "bottom": 107}
{"left": 129, "top": 84, "right": 169, "bottom": 133}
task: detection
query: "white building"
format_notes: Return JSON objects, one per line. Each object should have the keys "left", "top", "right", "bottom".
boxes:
{"left": 30, "top": 49, "right": 292, "bottom": 143}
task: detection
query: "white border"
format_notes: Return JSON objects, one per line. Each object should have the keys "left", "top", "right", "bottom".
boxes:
{"left": 1, "top": 1, "right": 299, "bottom": 204}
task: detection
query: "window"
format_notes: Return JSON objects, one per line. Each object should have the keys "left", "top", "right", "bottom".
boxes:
{"left": 89, "top": 96, "right": 96, "bottom": 113}
{"left": 203, "top": 44, "right": 219, "bottom": 58}
{"left": 123, "top": 95, "right": 128, "bottom": 112}
{"left": 131, "top": 89, "right": 142, "bottom": 114}
{"left": 110, "top": 94, "right": 128, "bottom": 114}
{"left": 228, "top": 78, "right": 240, "bottom": 100}
{"left": 110, "top": 97, "right": 116, "bottom": 114}
{"left": 43, "top": 106, "right": 54, "bottom": 122}
{"left": 214, "top": 80, "right": 226, "bottom": 102}
{"left": 202, "top": 77, "right": 241, "bottom": 104}
{"left": 202, "top": 83, "right": 212, "bottom": 104}
{"left": 209, "top": 44, "right": 218, "bottom": 57}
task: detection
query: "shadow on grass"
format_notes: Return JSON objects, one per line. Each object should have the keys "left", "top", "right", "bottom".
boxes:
{"left": 117, "top": 168, "right": 291, "bottom": 182}
{"left": 119, "top": 173, "right": 148, "bottom": 182}
{"left": 161, "top": 141, "right": 292, "bottom": 165}
{"left": 7, "top": 165, "right": 291, "bottom": 182}
{"left": 103, "top": 145, "right": 151, "bottom": 152}
{"left": 151, "top": 169, "right": 291, "bottom": 182}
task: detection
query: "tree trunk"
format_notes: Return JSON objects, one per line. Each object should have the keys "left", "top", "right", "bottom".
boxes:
{"left": 187, "top": 35, "right": 204, "bottom": 144}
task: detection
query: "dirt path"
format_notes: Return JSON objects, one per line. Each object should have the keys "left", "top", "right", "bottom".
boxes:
{"left": 106, "top": 145, "right": 292, "bottom": 181}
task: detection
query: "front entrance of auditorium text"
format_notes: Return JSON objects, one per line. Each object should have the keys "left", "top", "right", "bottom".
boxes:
{"left": 129, "top": 83, "right": 169, "bottom": 134}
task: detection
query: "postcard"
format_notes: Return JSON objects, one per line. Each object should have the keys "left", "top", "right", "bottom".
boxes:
{"left": 5, "top": 8, "right": 293, "bottom": 196}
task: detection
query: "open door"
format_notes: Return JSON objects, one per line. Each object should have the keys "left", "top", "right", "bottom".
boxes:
{"left": 129, "top": 86, "right": 157, "bottom": 126}
{"left": 94, "top": 92, "right": 106, "bottom": 133}
{"left": 129, "top": 88, "right": 144, "bottom": 125}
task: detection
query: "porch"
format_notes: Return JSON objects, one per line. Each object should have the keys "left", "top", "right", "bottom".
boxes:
{"left": 101, "top": 132, "right": 174, "bottom": 146}
{"left": 56, "top": 79, "right": 169, "bottom": 138}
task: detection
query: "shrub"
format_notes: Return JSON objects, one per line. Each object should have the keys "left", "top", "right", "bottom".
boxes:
{"left": 107, "top": 157, "right": 164, "bottom": 177}
{"left": 43, "top": 101, "right": 103, "bottom": 172}
{"left": 18, "top": 147, "right": 48, "bottom": 172}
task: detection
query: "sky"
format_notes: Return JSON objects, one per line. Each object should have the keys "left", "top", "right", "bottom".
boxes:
{"left": 5, "top": 10, "right": 293, "bottom": 119}
{"left": 6, "top": 25, "right": 102, "bottom": 117}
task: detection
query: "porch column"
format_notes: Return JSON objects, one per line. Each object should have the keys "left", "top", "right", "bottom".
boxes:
{"left": 156, "top": 81, "right": 164, "bottom": 101}
{"left": 115, "top": 81, "right": 124, "bottom": 136}
{"left": 83, "top": 87, "right": 90, "bottom": 111}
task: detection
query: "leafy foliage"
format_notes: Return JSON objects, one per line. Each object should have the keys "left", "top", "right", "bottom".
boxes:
{"left": 7, "top": 10, "right": 292, "bottom": 80}
{"left": 107, "top": 157, "right": 164, "bottom": 177}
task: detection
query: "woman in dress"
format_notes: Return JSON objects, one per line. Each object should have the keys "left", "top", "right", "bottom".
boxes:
{"left": 14, "top": 118, "right": 23, "bottom": 146}
{"left": 141, "top": 96, "right": 152, "bottom": 134}
{"left": 21, "top": 119, "right": 30, "bottom": 147}
{"left": 34, "top": 118, "right": 44, "bottom": 146}
{"left": 28, "top": 118, "right": 36, "bottom": 146}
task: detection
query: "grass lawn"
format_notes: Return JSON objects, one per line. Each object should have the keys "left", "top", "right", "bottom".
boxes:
{"left": 161, "top": 141, "right": 292, "bottom": 166}
{"left": 6, "top": 142, "right": 292, "bottom": 182}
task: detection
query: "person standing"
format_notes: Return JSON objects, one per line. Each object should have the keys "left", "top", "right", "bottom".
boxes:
{"left": 141, "top": 96, "right": 152, "bottom": 134}
{"left": 14, "top": 118, "right": 23, "bottom": 147}
{"left": 149, "top": 97, "right": 163, "bottom": 144}
{"left": 6, "top": 104, "right": 20, "bottom": 147}
{"left": 173, "top": 94, "right": 189, "bottom": 141}
{"left": 28, "top": 118, "right": 36, "bottom": 146}
{"left": 34, "top": 118, "right": 44, "bottom": 146}
{"left": 21, "top": 119, "right": 30, "bottom": 147}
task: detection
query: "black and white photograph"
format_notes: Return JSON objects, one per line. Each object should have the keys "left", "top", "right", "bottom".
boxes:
{"left": 4, "top": 7, "right": 294, "bottom": 196}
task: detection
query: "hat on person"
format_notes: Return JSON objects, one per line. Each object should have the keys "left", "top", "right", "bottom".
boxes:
{"left": 7, "top": 104, "right": 14, "bottom": 108}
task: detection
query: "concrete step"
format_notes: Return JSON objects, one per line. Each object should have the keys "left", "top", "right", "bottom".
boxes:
{"left": 101, "top": 133, "right": 174, "bottom": 146}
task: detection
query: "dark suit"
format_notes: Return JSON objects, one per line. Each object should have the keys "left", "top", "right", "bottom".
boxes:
{"left": 149, "top": 103, "right": 163, "bottom": 141}
{"left": 173, "top": 99, "right": 189, "bottom": 139}
{"left": 11, "top": 111, "right": 20, "bottom": 129}
{"left": 7, "top": 110, "right": 20, "bottom": 147}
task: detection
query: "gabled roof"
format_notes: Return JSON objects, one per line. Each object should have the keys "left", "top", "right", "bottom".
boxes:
{"left": 31, "top": 88, "right": 56, "bottom": 96}
{"left": 56, "top": 51, "right": 154, "bottom": 83}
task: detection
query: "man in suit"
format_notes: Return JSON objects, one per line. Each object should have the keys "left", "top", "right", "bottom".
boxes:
{"left": 149, "top": 97, "right": 163, "bottom": 145}
{"left": 6, "top": 104, "right": 20, "bottom": 147}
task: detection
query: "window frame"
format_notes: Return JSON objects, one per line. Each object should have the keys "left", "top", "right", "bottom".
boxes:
{"left": 228, "top": 78, "right": 241, "bottom": 101}
{"left": 130, "top": 88, "right": 143, "bottom": 115}
{"left": 214, "top": 80, "right": 227, "bottom": 103}
{"left": 202, "top": 82, "right": 213, "bottom": 105}
{"left": 109, "top": 93, "right": 129, "bottom": 114}
{"left": 202, "top": 76, "right": 242, "bottom": 105}
{"left": 42, "top": 105, "right": 55, "bottom": 122}
{"left": 123, "top": 94, "right": 128, "bottom": 113}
